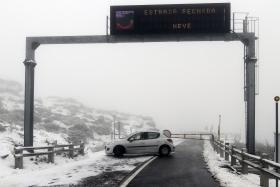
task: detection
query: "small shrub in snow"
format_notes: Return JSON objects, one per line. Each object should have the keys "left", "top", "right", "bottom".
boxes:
{"left": 43, "top": 123, "right": 67, "bottom": 133}
{"left": 68, "top": 124, "right": 93, "bottom": 144}
{"left": 0, "top": 124, "right": 6, "bottom": 132}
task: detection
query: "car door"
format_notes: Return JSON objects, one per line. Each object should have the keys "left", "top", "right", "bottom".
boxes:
{"left": 140, "top": 132, "right": 161, "bottom": 153}
{"left": 125, "top": 132, "right": 145, "bottom": 154}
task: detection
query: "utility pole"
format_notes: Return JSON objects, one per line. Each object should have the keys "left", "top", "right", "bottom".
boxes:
{"left": 118, "top": 121, "right": 121, "bottom": 139}
{"left": 106, "top": 16, "right": 109, "bottom": 36}
{"left": 113, "top": 115, "right": 116, "bottom": 140}
{"left": 218, "top": 115, "right": 221, "bottom": 141}
{"left": 275, "top": 96, "right": 279, "bottom": 187}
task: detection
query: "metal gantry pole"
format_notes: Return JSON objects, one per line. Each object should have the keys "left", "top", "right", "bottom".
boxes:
{"left": 245, "top": 37, "right": 257, "bottom": 154}
{"left": 275, "top": 96, "right": 279, "bottom": 187}
{"left": 23, "top": 60, "right": 36, "bottom": 146}
{"left": 23, "top": 39, "right": 38, "bottom": 147}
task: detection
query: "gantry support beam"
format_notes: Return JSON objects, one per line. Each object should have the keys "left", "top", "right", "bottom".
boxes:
{"left": 23, "top": 33, "right": 257, "bottom": 154}
{"left": 244, "top": 36, "right": 257, "bottom": 154}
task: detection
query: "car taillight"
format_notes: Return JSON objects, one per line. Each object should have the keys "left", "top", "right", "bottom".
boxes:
{"left": 167, "top": 139, "right": 173, "bottom": 144}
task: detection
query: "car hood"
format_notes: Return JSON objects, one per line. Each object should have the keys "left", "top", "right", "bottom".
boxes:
{"left": 106, "top": 139, "right": 128, "bottom": 145}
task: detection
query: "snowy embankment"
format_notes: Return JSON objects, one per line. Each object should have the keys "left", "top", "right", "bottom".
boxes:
{"left": 204, "top": 141, "right": 279, "bottom": 187}
{"left": 1, "top": 150, "right": 150, "bottom": 187}
{"left": 0, "top": 125, "right": 146, "bottom": 186}
{"left": 203, "top": 140, "right": 260, "bottom": 187}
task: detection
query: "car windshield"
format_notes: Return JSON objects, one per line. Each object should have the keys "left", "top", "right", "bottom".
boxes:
{"left": 128, "top": 132, "right": 141, "bottom": 141}
{"left": 123, "top": 132, "right": 138, "bottom": 139}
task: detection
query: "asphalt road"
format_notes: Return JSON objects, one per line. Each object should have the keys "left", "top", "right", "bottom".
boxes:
{"left": 127, "top": 140, "right": 220, "bottom": 187}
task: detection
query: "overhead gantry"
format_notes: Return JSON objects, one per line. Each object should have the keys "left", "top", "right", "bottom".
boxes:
{"left": 23, "top": 32, "right": 257, "bottom": 153}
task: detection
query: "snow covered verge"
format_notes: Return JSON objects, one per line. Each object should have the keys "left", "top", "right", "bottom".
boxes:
{"left": 0, "top": 149, "right": 151, "bottom": 187}
{"left": 203, "top": 141, "right": 279, "bottom": 187}
{"left": 203, "top": 140, "right": 260, "bottom": 187}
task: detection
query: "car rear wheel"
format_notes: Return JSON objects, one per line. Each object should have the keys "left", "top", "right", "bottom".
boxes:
{"left": 159, "top": 145, "right": 170, "bottom": 156}
{"left": 113, "top": 145, "right": 125, "bottom": 157}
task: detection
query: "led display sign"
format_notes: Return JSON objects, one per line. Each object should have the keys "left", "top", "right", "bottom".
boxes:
{"left": 110, "top": 3, "right": 231, "bottom": 35}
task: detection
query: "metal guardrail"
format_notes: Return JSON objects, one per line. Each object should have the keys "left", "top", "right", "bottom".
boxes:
{"left": 212, "top": 139, "right": 280, "bottom": 187}
{"left": 171, "top": 133, "right": 214, "bottom": 141}
{"left": 14, "top": 143, "right": 85, "bottom": 169}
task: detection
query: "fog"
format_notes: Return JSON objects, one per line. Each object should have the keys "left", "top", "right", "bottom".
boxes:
{"left": 0, "top": 0, "right": 280, "bottom": 143}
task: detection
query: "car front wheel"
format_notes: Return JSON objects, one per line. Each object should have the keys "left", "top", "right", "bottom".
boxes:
{"left": 159, "top": 145, "right": 170, "bottom": 156}
{"left": 113, "top": 145, "right": 125, "bottom": 157}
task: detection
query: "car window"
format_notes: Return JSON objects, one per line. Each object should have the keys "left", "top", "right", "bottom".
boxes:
{"left": 141, "top": 132, "right": 148, "bottom": 140}
{"left": 147, "top": 132, "right": 160, "bottom": 139}
{"left": 128, "top": 133, "right": 141, "bottom": 141}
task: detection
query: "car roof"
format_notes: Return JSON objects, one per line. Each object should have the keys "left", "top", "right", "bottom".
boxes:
{"left": 133, "top": 131, "right": 161, "bottom": 134}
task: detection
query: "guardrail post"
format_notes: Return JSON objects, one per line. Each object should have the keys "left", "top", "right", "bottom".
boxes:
{"left": 241, "top": 148, "right": 248, "bottom": 174}
{"left": 220, "top": 141, "right": 224, "bottom": 158}
{"left": 217, "top": 140, "right": 221, "bottom": 154}
{"left": 231, "top": 145, "right": 236, "bottom": 166}
{"left": 14, "top": 147, "right": 23, "bottom": 169}
{"left": 225, "top": 143, "right": 230, "bottom": 161}
{"left": 213, "top": 141, "right": 216, "bottom": 152}
{"left": 184, "top": 134, "right": 186, "bottom": 139}
{"left": 69, "top": 144, "right": 74, "bottom": 158}
{"left": 260, "top": 153, "right": 269, "bottom": 187}
{"left": 79, "top": 142, "right": 85, "bottom": 155}
{"left": 48, "top": 146, "right": 55, "bottom": 163}
{"left": 216, "top": 141, "right": 220, "bottom": 154}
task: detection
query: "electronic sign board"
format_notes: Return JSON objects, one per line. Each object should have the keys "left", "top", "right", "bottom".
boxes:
{"left": 110, "top": 3, "right": 231, "bottom": 35}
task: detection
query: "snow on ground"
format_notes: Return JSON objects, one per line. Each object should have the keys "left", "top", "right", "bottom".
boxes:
{"left": 203, "top": 140, "right": 260, "bottom": 187}
{"left": 33, "top": 130, "right": 68, "bottom": 147}
{"left": 52, "top": 120, "right": 69, "bottom": 129}
{"left": 0, "top": 150, "right": 151, "bottom": 187}
{"left": 0, "top": 136, "right": 184, "bottom": 187}
{"left": 269, "top": 179, "right": 279, "bottom": 187}
{"left": 0, "top": 93, "right": 23, "bottom": 111}
{"left": 0, "top": 127, "right": 22, "bottom": 156}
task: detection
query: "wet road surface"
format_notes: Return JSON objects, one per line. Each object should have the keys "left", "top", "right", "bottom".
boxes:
{"left": 127, "top": 140, "right": 220, "bottom": 187}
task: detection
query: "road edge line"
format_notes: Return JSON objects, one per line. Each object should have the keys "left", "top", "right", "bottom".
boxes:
{"left": 119, "top": 156, "right": 157, "bottom": 187}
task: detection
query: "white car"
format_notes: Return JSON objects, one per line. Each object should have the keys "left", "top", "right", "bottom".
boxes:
{"left": 105, "top": 131, "right": 175, "bottom": 157}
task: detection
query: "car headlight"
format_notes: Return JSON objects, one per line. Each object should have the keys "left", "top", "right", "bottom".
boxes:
{"left": 105, "top": 143, "right": 112, "bottom": 147}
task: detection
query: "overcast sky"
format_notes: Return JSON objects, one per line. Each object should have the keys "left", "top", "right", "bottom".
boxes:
{"left": 0, "top": 0, "right": 280, "bottom": 144}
